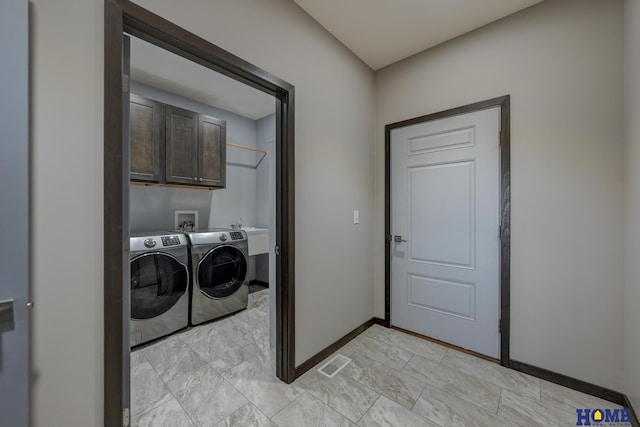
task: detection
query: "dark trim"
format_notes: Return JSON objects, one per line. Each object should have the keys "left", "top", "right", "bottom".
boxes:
{"left": 104, "top": 0, "right": 296, "bottom": 424}
{"left": 384, "top": 96, "right": 511, "bottom": 366}
{"left": 104, "top": 1, "right": 125, "bottom": 426}
{"left": 623, "top": 395, "right": 640, "bottom": 427}
{"left": 294, "top": 318, "right": 376, "bottom": 378}
{"left": 119, "top": 1, "right": 292, "bottom": 97}
{"left": 372, "top": 317, "right": 387, "bottom": 327}
{"left": 510, "top": 360, "right": 633, "bottom": 410}
{"left": 498, "top": 97, "right": 511, "bottom": 367}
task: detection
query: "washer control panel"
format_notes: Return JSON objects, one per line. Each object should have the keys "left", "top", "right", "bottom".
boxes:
{"left": 161, "top": 235, "right": 182, "bottom": 247}
{"left": 229, "top": 231, "right": 243, "bottom": 240}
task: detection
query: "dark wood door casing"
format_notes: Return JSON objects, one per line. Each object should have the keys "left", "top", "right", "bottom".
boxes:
{"left": 105, "top": 1, "right": 296, "bottom": 425}
{"left": 384, "top": 95, "right": 511, "bottom": 366}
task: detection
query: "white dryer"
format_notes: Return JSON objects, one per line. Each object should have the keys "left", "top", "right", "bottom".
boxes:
{"left": 129, "top": 232, "right": 190, "bottom": 346}
{"left": 184, "top": 229, "right": 249, "bottom": 325}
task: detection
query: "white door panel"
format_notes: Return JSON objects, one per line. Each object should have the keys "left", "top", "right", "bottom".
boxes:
{"left": 391, "top": 107, "right": 500, "bottom": 358}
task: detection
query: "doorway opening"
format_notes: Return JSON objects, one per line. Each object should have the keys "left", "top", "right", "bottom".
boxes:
{"left": 104, "top": 0, "right": 295, "bottom": 424}
{"left": 384, "top": 96, "right": 510, "bottom": 366}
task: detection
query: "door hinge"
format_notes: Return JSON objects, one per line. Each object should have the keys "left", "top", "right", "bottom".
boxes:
{"left": 499, "top": 318, "right": 502, "bottom": 334}
{"left": 123, "top": 408, "right": 130, "bottom": 427}
{"left": 122, "top": 73, "right": 129, "bottom": 93}
{"left": 498, "top": 225, "right": 502, "bottom": 240}
{"left": 274, "top": 245, "right": 280, "bottom": 256}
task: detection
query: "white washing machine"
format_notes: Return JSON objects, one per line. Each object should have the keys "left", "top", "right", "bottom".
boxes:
{"left": 184, "top": 229, "right": 249, "bottom": 325}
{"left": 129, "top": 232, "right": 190, "bottom": 347}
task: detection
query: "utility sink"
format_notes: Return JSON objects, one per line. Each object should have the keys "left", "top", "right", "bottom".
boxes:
{"left": 242, "top": 227, "right": 269, "bottom": 256}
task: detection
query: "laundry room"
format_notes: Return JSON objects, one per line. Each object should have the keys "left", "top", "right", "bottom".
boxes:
{"left": 126, "top": 35, "right": 277, "bottom": 418}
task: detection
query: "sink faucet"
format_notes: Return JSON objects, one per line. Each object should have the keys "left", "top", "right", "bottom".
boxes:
{"left": 231, "top": 217, "right": 243, "bottom": 230}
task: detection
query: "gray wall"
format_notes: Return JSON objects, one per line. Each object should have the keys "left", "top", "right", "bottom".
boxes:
{"left": 129, "top": 81, "right": 263, "bottom": 232}
{"left": 30, "top": 1, "right": 374, "bottom": 424}
{"left": 375, "top": 0, "right": 624, "bottom": 389}
{"left": 624, "top": 0, "right": 640, "bottom": 410}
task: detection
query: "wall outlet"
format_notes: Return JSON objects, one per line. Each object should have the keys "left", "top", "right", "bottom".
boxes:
{"left": 353, "top": 210, "right": 359, "bottom": 224}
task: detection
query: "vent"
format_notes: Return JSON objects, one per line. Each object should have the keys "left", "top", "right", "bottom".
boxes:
{"left": 317, "top": 354, "right": 351, "bottom": 378}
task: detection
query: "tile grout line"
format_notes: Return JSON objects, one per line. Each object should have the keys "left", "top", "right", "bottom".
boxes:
{"left": 496, "top": 387, "right": 505, "bottom": 416}
{"left": 131, "top": 350, "right": 177, "bottom": 420}
{"left": 354, "top": 394, "right": 382, "bottom": 425}
{"left": 269, "top": 390, "right": 309, "bottom": 422}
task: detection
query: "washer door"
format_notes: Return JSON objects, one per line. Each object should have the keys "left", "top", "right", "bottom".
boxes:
{"left": 197, "top": 245, "right": 247, "bottom": 299}
{"left": 130, "top": 252, "right": 189, "bottom": 320}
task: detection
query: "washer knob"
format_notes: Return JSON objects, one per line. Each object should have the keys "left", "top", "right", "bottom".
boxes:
{"left": 144, "top": 238, "right": 156, "bottom": 248}
{"left": 219, "top": 234, "right": 227, "bottom": 242}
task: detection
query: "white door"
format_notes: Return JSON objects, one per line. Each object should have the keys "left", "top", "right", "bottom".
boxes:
{"left": 391, "top": 107, "right": 501, "bottom": 358}
{"left": 0, "top": 0, "right": 30, "bottom": 424}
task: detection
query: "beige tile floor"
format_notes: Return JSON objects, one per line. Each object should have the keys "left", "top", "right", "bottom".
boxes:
{"left": 131, "top": 289, "right": 622, "bottom": 426}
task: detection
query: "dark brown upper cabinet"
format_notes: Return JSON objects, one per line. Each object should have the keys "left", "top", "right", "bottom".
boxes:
{"left": 165, "top": 105, "right": 199, "bottom": 185}
{"left": 198, "top": 114, "right": 226, "bottom": 187}
{"left": 129, "top": 94, "right": 226, "bottom": 189}
{"left": 129, "top": 94, "right": 162, "bottom": 182}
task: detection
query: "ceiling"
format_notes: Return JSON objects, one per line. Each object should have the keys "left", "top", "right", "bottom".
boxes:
{"left": 129, "top": 37, "right": 275, "bottom": 120}
{"left": 292, "top": 0, "right": 544, "bottom": 70}
{"left": 130, "top": 0, "right": 544, "bottom": 119}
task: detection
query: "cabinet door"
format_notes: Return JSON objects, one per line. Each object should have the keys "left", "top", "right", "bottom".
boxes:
{"left": 165, "top": 105, "right": 198, "bottom": 185}
{"left": 129, "top": 94, "right": 162, "bottom": 182}
{"left": 198, "top": 114, "right": 226, "bottom": 187}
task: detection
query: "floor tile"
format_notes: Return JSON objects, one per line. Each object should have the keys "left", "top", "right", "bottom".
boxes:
{"left": 402, "top": 353, "right": 502, "bottom": 412}
{"left": 243, "top": 338, "right": 274, "bottom": 365}
{"left": 131, "top": 361, "right": 173, "bottom": 417}
{"left": 344, "top": 335, "right": 413, "bottom": 370}
{"left": 175, "top": 321, "right": 220, "bottom": 345}
{"left": 141, "top": 337, "right": 207, "bottom": 383}
{"left": 412, "top": 385, "right": 519, "bottom": 427}
{"left": 540, "top": 379, "right": 622, "bottom": 410}
{"left": 498, "top": 388, "right": 577, "bottom": 427}
{"left": 166, "top": 363, "right": 247, "bottom": 426}
{"left": 234, "top": 307, "right": 270, "bottom": 330}
{"left": 214, "top": 403, "right": 275, "bottom": 427}
{"left": 248, "top": 290, "right": 269, "bottom": 310}
{"left": 272, "top": 393, "right": 356, "bottom": 427}
{"left": 441, "top": 349, "right": 540, "bottom": 401}
{"left": 340, "top": 352, "right": 426, "bottom": 409}
{"left": 357, "top": 395, "right": 437, "bottom": 427}
{"left": 214, "top": 317, "right": 257, "bottom": 347}
{"left": 363, "top": 325, "right": 447, "bottom": 363}
{"left": 129, "top": 290, "right": 617, "bottom": 427}
{"left": 294, "top": 366, "right": 379, "bottom": 422}
{"left": 132, "top": 398, "right": 195, "bottom": 427}
{"left": 188, "top": 333, "right": 256, "bottom": 373}
{"left": 131, "top": 349, "right": 146, "bottom": 367}
{"left": 223, "top": 357, "right": 305, "bottom": 417}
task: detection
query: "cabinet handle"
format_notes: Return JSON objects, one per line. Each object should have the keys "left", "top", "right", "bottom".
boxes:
{"left": 193, "top": 177, "right": 197, "bottom": 182}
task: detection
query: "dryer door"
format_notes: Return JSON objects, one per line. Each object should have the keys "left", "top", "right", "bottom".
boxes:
{"left": 130, "top": 252, "right": 189, "bottom": 319}
{"left": 197, "top": 245, "right": 247, "bottom": 299}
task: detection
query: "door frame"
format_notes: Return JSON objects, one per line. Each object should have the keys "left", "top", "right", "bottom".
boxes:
{"left": 384, "top": 95, "right": 510, "bottom": 366}
{"left": 104, "top": 0, "right": 296, "bottom": 424}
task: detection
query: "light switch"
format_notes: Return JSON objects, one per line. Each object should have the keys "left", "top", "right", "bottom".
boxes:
{"left": 353, "top": 210, "right": 359, "bottom": 224}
